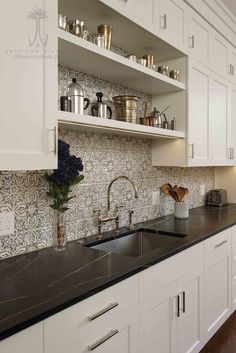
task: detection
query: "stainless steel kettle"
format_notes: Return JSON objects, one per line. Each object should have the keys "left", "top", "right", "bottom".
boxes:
{"left": 149, "top": 106, "right": 169, "bottom": 128}
{"left": 67, "top": 78, "right": 90, "bottom": 115}
{"left": 91, "top": 92, "right": 112, "bottom": 119}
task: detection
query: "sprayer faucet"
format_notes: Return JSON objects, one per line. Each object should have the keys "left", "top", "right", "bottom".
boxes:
{"left": 107, "top": 175, "right": 138, "bottom": 211}
{"left": 93, "top": 176, "right": 138, "bottom": 239}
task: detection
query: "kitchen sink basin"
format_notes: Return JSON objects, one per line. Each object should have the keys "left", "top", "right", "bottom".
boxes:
{"left": 88, "top": 229, "right": 181, "bottom": 258}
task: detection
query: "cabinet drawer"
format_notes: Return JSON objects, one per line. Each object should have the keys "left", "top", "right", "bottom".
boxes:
{"left": 140, "top": 243, "right": 204, "bottom": 301}
{"left": 0, "top": 323, "right": 43, "bottom": 353}
{"left": 44, "top": 304, "right": 139, "bottom": 353}
{"left": 44, "top": 275, "right": 139, "bottom": 353}
{"left": 204, "top": 229, "right": 231, "bottom": 260}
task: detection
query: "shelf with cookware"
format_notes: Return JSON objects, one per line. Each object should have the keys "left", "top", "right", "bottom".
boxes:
{"left": 58, "top": 30, "right": 186, "bottom": 95}
{"left": 57, "top": 0, "right": 187, "bottom": 144}
{"left": 58, "top": 111, "right": 185, "bottom": 139}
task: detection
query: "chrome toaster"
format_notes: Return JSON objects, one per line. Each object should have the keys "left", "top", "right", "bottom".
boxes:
{"left": 206, "top": 189, "right": 228, "bottom": 207}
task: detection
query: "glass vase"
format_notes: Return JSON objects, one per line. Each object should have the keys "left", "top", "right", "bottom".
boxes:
{"left": 174, "top": 201, "right": 189, "bottom": 219}
{"left": 53, "top": 211, "right": 66, "bottom": 251}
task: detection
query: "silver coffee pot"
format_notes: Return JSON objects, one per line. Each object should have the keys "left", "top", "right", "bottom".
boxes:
{"left": 67, "top": 78, "right": 90, "bottom": 115}
{"left": 91, "top": 92, "right": 112, "bottom": 119}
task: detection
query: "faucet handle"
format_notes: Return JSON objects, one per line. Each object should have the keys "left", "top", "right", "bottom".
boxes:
{"left": 128, "top": 209, "right": 134, "bottom": 231}
{"left": 115, "top": 205, "right": 123, "bottom": 213}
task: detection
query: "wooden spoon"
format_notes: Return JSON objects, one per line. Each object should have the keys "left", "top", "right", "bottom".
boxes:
{"left": 178, "top": 187, "right": 189, "bottom": 201}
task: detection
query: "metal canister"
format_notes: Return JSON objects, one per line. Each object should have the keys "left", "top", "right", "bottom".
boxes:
{"left": 58, "top": 14, "right": 67, "bottom": 31}
{"left": 69, "top": 20, "right": 84, "bottom": 37}
{"left": 97, "top": 33, "right": 105, "bottom": 48}
{"left": 142, "top": 54, "right": 154, "bottom": 68}
{"left": 98, "top": 25, "right": 112, "bottom": 50}
{"left": 158, "top": 66, "right": 166, "bottom": 75}
{"left": 67, "top": 78, "right": 90, "bottom": 115}
{"left": 113, "top": 95, "right": 139, "bottom": 123}
{"left": 60, "top": 96, "right": 71, "bottom": 112}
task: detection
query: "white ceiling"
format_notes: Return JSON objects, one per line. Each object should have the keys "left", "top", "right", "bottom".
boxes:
{"left": 222, "top": 0, "right": 236, "bottom": 16}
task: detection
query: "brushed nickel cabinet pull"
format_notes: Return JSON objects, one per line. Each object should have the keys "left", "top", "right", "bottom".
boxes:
{"left": 231, "top": 147, "right": 234, "bottom": 159}
{"left": 190, "top": 35, "right": 195, "bottom": 48}
{"left": 87, "top": 302, "right": 119, "bottom": 321}
{"left": 189, "top": 143, "right": 195, "bottom": 159}
{"left": 182, "top": 291, "right": 186, "bottom": 313}
{"left": 232, "top": 65, "right": 235, "bottom": 76}
{"left": 214, "top": 240, "right": 227, "bottom": 249}
{"left": 53, "top": 126, "right": 57, "bottom": 155}
{"left": 177, "top": 295, "right": 180, "bottom": 317}
{"left": 88, "top": 329, "right": 119, "bottom": 351}
{"left": 161, "top": 14, "right": 167, "bottom": 29}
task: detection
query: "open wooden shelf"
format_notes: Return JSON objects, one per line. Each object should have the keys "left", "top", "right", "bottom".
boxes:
{"left": 58, "top": 111, "right": 185, "bottom": 139}
{"left": 58, "top": 30, "right": 186, "bottom": 95}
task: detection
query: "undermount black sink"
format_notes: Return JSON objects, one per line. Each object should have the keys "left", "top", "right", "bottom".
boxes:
{"left": 87, "top": 229, "right": 186, "bottom": 258}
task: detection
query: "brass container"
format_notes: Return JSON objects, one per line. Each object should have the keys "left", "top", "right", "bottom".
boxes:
{"left": 142, "top": 54, "right": 154, "bottom": 68}
{"left": 139, "top": 117, "right": 150, "bottom": 126}
{"left": 98, "top": 24, "right": 112, "bottom": 50}
{"left": 113, "top": 95, "right": 139, "bottom": 123}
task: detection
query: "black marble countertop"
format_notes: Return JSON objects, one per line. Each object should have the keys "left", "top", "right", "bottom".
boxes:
{"left": 1, "top": 203, "right": 236, "bottom": 341}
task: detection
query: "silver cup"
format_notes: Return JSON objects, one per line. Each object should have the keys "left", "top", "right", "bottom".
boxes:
{"left": 58, "top": 14, "right": 67, "bottom": 31}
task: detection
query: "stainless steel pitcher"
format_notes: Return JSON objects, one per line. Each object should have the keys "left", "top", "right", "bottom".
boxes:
{"left": 67, "top": 78, "right": 90, "bottom": 115}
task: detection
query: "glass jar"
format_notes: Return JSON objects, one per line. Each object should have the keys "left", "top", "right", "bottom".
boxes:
{"left": 53, "top": 211, "right": 66, "bottom": 251}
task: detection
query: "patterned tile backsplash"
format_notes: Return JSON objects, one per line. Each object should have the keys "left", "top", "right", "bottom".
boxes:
{"left": 0, "top": 129, "right": 215, "bottom": 259}
{"left": 0, "top": 66, "right": 215, "bottom": 259}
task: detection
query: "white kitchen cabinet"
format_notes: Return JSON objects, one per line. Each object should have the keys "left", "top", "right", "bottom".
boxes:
{"left": 139, "top": 243, "right": 204, "bottom": 353}
{"left": 210, "top": 29, "right": 229, "bottom": 79}
{"left": 204, "top": 229, "right": 232, "bottom": 341}
{"left": 210, "top": 74, "right": 230, "bottom": 165}
{"left": 227, "top": 84, "right": 236, "bottom": 165}
{"left": 188, "top": 9, "right": 211, "bottom": 66}
{"left": 188, "top": 60, "right": 210, "bottom": 166}
{"left": 44, "top": 275, "right": 139, "bottom": 353}
{"left": 228, "top": 46, "right": 236, "bottom": 84}
{"left": 100, "top": 0, "right": 154, "bottom": 30}
{"left": 140, "top": 282, "right": 176, "bottom": 353}
{"left": 232, "top": 226, "right": 236, "bottom": 311}
{"left": 0, "top": 0, "right": 57, "bottom": 170}
{"left": 176, "top": 267, "right": 203, "bottom": 353}
{"left": 0, "top": 323, "right": 43, "bottom": 353}
{"left": 158, "top": 0, "right": 188, "bottom": 53}
{"left": 140, "top": 266, "right": 203, "bottom": 353}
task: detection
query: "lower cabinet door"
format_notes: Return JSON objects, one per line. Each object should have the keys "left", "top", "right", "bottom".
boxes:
{"left": 0, "top": 323, "right": 43, "bottom": 353}
{"left": 204, "top": 232, "right": 232, "bottom": 340}
{"left": 139, "top": 282, "right": 177, "bottom": 353}
{"left": 176, "top": 266, "right": 204, "bottom": 353}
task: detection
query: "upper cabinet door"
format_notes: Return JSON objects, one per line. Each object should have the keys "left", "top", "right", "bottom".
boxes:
{"left": 188, "top": 9, "right": 211, "bottom": 67}
{"left": 158, "top": 0, "right": 188, "bottom": 53}
{"left": 228, "top": 84, "right": 236, "bottom": 165}
{"left": 228, "top": 46, "right": 236, "bottom": 84}
{"left": 0, "top": 0, "right": 57, "bottom": 171}
{"left": 100, "top": 0, "right": 154, "bottom": 30}
{"left": 188, "top": 60, "right": 210, "bottom": 166}
{"left": 210, "top": 74, "right": 230, "bottom": 165}
{"left": 210, "top": 30, "right": 229, "bottom": 79}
